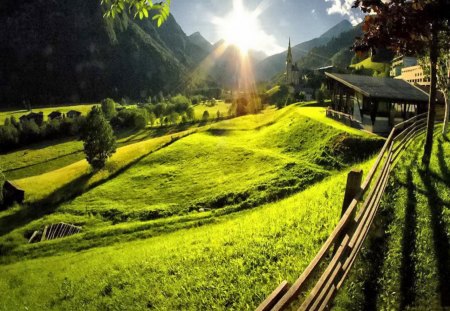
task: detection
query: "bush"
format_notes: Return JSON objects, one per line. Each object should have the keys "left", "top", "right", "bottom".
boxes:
{"left": 0, "top": 168, "right": 4, "bottom": 205}
{"left": 20, "top": 120, "right": 40, "bottom": 143}
{"left": 186, "top": 107, "right": 195, "bottom": 121}
{"left": 133, "top": 114, "right": 147, "bottom": 130}
{"left": 101, "top": 98, "right": 117, "bottom": 119}
{"left": 0, "top": 124, "right": 19, "bottom": 149}
{"left": 202, "top": 111, "right": 210, "bottom": 122}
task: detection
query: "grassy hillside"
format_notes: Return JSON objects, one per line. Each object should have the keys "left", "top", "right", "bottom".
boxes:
{"left": 349, "top": 57, "right": 390, "bottom": 77}
{"left": 0, "top": 102, "right": 231, "bottom": 180}
{"left": 0, "top": 105, "right": 386, "bottom": 311}
{"left": 0, "top": 106, "right": 383, "bottom": 261}
{"left": 0, "top": 159, "right": 376, "bottom": 310}
{"left": 335, "top": 133, "right": 450, "bottom": 310}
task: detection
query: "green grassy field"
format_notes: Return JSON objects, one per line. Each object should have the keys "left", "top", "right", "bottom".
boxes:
{"left": 193, "top": 100, "right": 231, "bottom": 120}
{"left": 0, "top": 101, "right": 232, "bottom": 180}
{"left": 334, "top": 133, "right": 450, "bottom": 311}
{"left": 0, "top": 104, "right": 97, "bottom": 124}
{"left": 0, "top": 159, "right": 376, "bottom": 310}
{"left": 0, "top": 105, "right": 386, "bottom": 309}
{"left": 350, "top": 57, "right": 390, "bottom": 77}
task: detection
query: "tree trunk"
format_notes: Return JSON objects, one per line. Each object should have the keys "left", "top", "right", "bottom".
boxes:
{"left": 443, "top": 92, "right": 449, "bottom": 135}
{"left": 422, "top": 27, "right": 438, "bottom": 167}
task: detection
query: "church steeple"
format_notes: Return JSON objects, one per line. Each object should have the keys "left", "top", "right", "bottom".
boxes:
{"left": 286, "top": 37, "right": 293, "bottom": 64}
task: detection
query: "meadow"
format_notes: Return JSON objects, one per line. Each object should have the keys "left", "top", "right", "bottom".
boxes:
{"left": 0, "top": 101, "right": 232, "bottom": 180}
{"left": 0, "top": 104, "right": 385, "bottom": 310}
{"left": 0, "top": 159, "right": 376, "bottom": 310}
{"left": 334, "top": 133, "right": 450, "bottom": 310}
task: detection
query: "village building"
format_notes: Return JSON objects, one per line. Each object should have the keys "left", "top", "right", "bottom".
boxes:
{"left": 66, "top": 110, "right": 82, "bottom": 118}
{"left": 325, "top": 72, "right": 429, "bottom": 134}
{"left": 390, "top": 55, "right": 418, "bottom": 78}
{"left": 2, "top": 181, "right": 25, "bottom": 206}
{"left": 48, "top": 111, "right": 63, "bottom": 120}
{"left": 395, "top": 65, "right": 430, "bottom": 86}
{"left": 285, "top": 38, "right": 301, "bottom": 87}
{"left": 285, "top": 39, "right": 314, "bottom": 100}
{"left": 19, "top": 112, "right": 44, "bottom": 125}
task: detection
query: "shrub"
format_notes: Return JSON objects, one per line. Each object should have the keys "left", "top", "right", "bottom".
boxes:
{"left": 202, "top": 111, "right": 210, "bottom": 122}
{"left": 101, "top": 98, "right": 117, "bottom": 119}
{"left": 133, "top": 114, "right": 147, "bottom": 130}
{"left": 0, "top": 167, "right": 4, "bottom": 205}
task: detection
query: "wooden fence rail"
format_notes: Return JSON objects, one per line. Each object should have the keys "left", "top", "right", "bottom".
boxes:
{"left": 257, "top": 113, "right": 429, "bottom": 311}
{"left": 28, "top": 222, "right": 82, "bottom": 243}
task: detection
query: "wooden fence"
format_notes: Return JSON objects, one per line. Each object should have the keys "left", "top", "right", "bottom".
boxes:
{"left": 257, "top": 113, "right": 429, "bottom": 311}
{"left": 28, "top": 222, "right": 82, "bottom": 243}
{"left": 325, "top": 108, "right": 362, "bottom": 129}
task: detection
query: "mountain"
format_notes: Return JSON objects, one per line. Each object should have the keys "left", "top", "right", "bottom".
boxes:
{"left": 295, "top": 24, "right": 363, "bottom": 70}
{"left": 188, "top": 32, "right": 213, "bottom": 54}
{"left": 319, "top": 20, "right": 353, "bottom": 39}
{"left": 193, "top": 44, "right": 267, "bottom": 89}
{"left": 0, "top": 0, "right": 211, "bottom": 106}
{"left": 254, "top": 20, "right": 353, "bottom": 81}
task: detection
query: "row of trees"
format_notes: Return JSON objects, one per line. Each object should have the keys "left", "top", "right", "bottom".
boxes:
{"left": 0, "top": 115, "right": 85, "bottom": 152}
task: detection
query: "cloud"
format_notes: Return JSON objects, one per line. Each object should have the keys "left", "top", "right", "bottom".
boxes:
{"left": 325, "top": 0, "right": 363, "bottom": 25}
{"left": 311, "top": 9, "right": 316, "bottom": 14}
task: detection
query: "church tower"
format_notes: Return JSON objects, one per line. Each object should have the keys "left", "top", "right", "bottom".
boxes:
{"left": 286, "top": 38, "right": 293, "bottom": 85}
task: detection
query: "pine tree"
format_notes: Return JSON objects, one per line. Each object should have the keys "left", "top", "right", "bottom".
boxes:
{"left": 81, "top": 107, "right": 117, "bottom": 170}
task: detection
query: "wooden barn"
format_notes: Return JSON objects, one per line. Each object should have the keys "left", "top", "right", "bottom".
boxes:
{"left": 19, "top": 112, "right": 44, "bottom": 125}
{"left": 66, "top": 110, "right": 82, "bottom": 118}
{"left": 325, "top": 73, "right": 429, "bottom": 134}
{"left": 2, "top": 181, "right": 25, "bottom": 206}
{"left": 48, "top": 111, "right": 63, "bottom": 120}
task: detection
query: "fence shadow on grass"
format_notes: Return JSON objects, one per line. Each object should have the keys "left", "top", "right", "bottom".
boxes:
{"left": 437, "top": 139, "right": 450, "bottom": 182}
{"left": 418, "top": 164, "right": 450, "bottom": 307}
{"left": 359, "top": 198, "right": 394, "bottom": 311}
{"left": 399, "top": 169, "right": 418, "bottom": 309}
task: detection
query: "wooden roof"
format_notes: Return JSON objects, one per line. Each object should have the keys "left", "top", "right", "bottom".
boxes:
{"left": 326, "top": 72, "right": 429, "bottom": 103}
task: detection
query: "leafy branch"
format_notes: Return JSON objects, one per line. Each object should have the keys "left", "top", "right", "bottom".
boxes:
{"left": 101, "top": 0, "right": 171, "bottom": 26}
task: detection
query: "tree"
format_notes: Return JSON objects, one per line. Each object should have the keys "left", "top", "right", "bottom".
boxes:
{"left": 133, "top": 113, "right": 147, "bottom": 129}
{"left": 186, "top": 106, "right": 195, "bottom": 121}
{"left": 298, "top": 92, "right": 306, "bottom": 102}
{"left": 202, "top": 110, "right": 210, "bottom": 122}
{"left": 81, "top": 107, "right": 117, "bottom": 170}
{"left": 353, "top": 0, "right": 450, "bottom": 166}
{"left": 101, "top": 98, "right": 117, "bottom": 120}
{"left": 0, "top": 167, "right": 4, "bottom": 206}
{"left": 149, "top": 112, "right": 157, "bottom": 126}
{"left": 419, "top": 39, "right": 450, "bottom": 135}
{"left": 101, "top": 0, "right": 170, "bottom": 26}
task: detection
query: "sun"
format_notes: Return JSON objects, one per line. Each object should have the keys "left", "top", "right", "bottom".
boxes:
{"left": 212, "top": 0, "right": 262, "bottom": 54}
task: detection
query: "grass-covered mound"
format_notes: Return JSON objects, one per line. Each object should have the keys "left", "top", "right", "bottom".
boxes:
{"left": 0, "top": 102, "right": 231, "bottom": 180}
{"left": 0, "top": 160, "right": 376, "bottom": 310}
{"left": 0, "top": 106, "right": 382, "bottom": 262}
{"left": 335, "top": 133, "right": 450, "bottom": 311}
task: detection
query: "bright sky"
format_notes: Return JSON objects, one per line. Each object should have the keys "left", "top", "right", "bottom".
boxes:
{"left": 170, "top": 0, "right": 364, "bottom": 56}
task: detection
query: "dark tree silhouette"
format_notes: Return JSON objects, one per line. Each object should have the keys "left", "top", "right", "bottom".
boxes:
{"left": 353, "top": 0, "right": 450, "bottom": 167}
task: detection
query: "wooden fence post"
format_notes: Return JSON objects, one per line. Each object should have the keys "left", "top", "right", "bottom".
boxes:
{"left": 341, "top": 169, "right": 363, "bottom": 217}
{"left": 334, "top": 169, "right": 363, "bottom": 254}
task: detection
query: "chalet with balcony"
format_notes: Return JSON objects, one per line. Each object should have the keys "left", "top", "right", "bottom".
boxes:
{"left": 325, "top": 73, "right": 429, "bottom": 134}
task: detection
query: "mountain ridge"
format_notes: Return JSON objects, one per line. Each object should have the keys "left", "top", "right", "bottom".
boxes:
{"left": 0, "top": 0, "right": 213, "bottom": 106}
{"left": 254, "top": 20, "right": 354, "bottom": 81}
